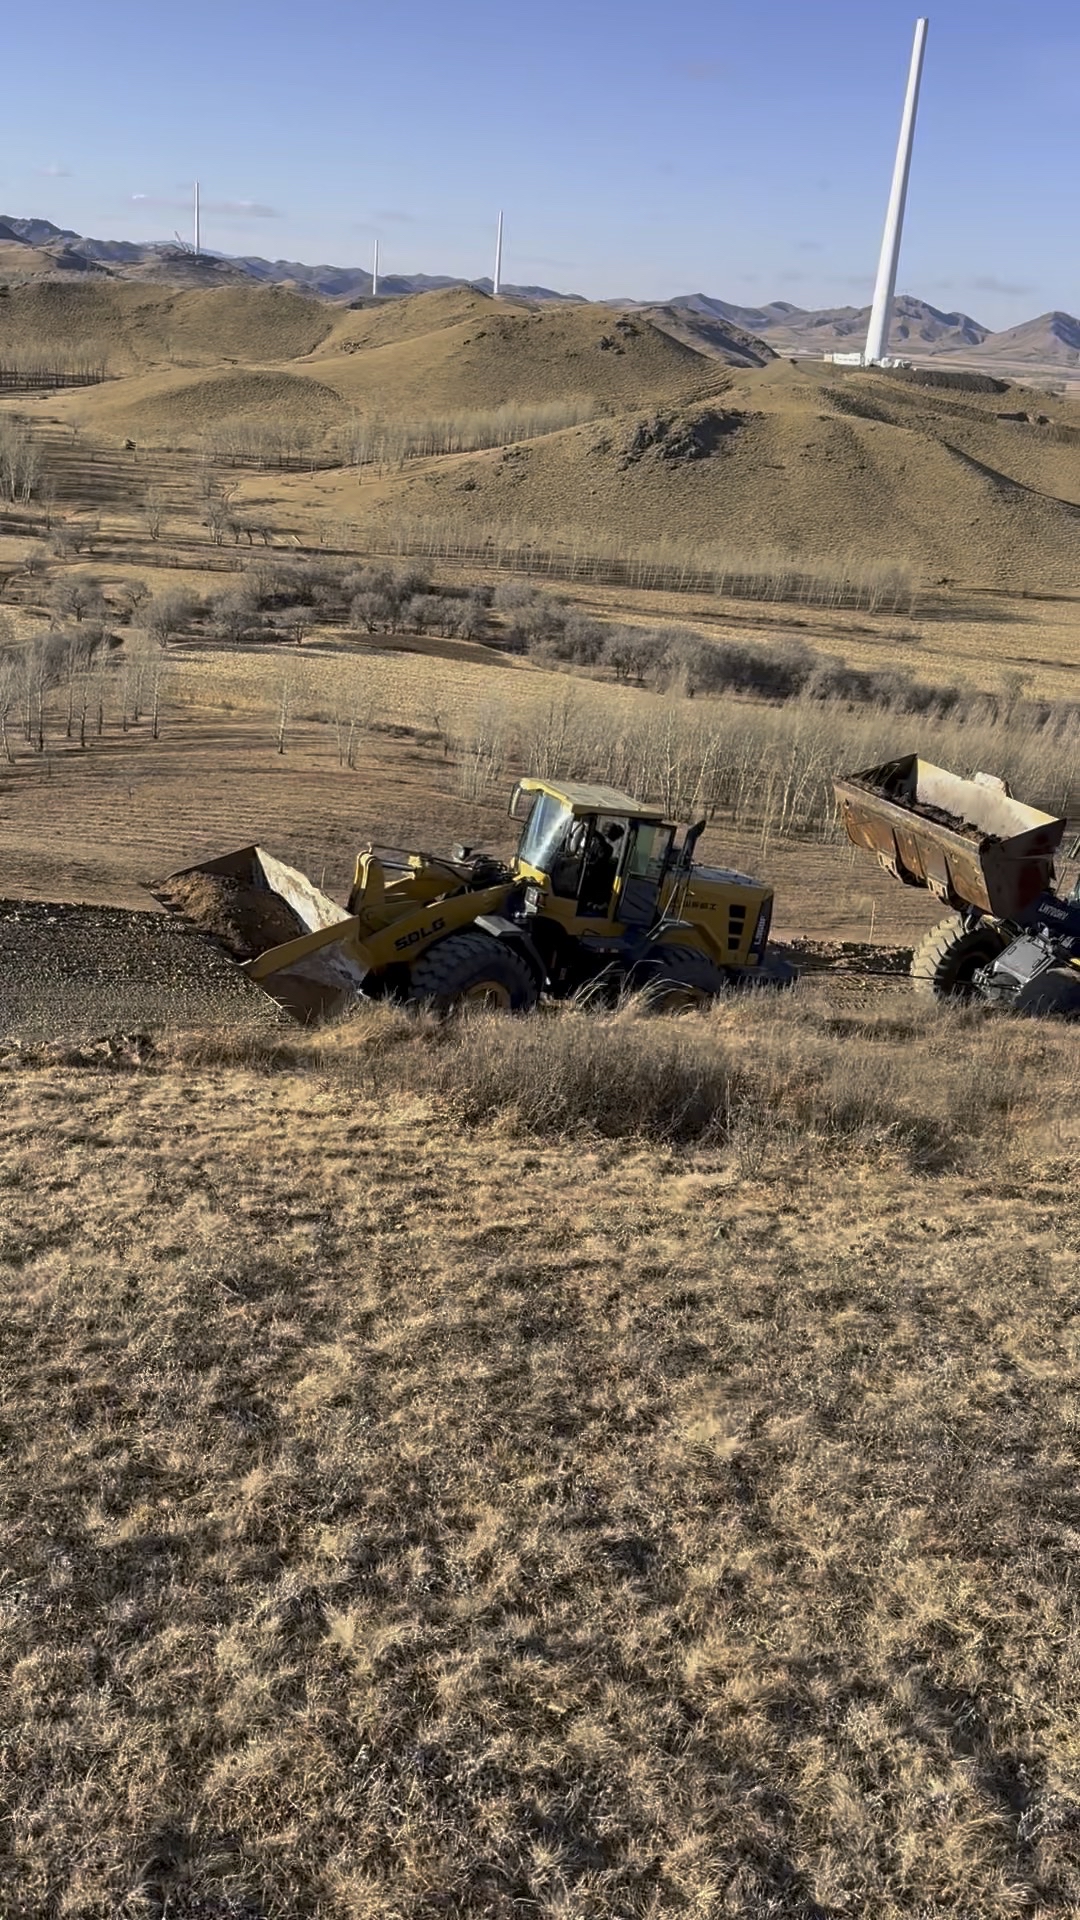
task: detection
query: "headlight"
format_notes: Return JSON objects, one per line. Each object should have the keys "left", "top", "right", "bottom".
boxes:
{"left": 525, "top": 885, "right": 542, "bottom": 911}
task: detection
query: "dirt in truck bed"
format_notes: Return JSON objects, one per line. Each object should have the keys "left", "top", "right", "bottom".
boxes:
{"left": 863, "top": 788, "right": 1000, "bottom": 844}
{"left": 0, "top": 899, "right": 286, "bottom": 1043}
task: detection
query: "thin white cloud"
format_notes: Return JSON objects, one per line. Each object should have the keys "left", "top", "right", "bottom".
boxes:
{"left": 972, "top": 274, "right": 1036, "bottom": 297}
{"left": 36, "top": 163, "right": 70, "bottom": 178}
{"left": 211, "top": 199, "right": 279, "bottom": 218}
{"left": 130, "top": 192, "right": 279, "bottom": 218}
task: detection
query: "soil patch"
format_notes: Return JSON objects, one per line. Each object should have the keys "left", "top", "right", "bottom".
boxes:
{"left": 0, "top": 899, "right": 285, "bottom": 1042}
{"left": 155, "top": 871, "right": 305, "bottom": 961}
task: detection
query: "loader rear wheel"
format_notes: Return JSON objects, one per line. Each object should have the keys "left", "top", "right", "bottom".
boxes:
{"left": 407, "top": 930, "right": 539, "bottom": 1014}
{"left": 1012, "top": 966, "right": 1080, "bottom": 1020}
{"left": 636, "top": 943, "right": 729, "bottom": 1010}
{"left": 910, "top": 915, "right": 1008, "bottom": 1003}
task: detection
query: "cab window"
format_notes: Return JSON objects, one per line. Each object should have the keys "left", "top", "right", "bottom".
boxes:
{"left": 626, "top": 822, "right": 674, "bottom": 881}
{"left": 516, "top": 792, "right": 574, "bottom": 875}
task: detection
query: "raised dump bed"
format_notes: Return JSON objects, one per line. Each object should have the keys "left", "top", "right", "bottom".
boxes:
{"left": 833, "top": 755, "right": 1065, "bottom": 918}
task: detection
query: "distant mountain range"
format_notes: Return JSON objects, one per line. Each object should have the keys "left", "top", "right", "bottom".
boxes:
{"left": 1, "top": 215, "right": 1078, "bottom": 370}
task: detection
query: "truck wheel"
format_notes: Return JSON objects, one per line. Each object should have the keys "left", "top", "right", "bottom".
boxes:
{"left": 636, "top": 943, "right": 728, "bottom": 1010}
{"left": 1012, "top": 966, "right": 1080, "bottom": 1020}
{"left": 910, "top": 915, "right": 1007, "bottom": 1003}
{"left": 407, "top": 929, "right": 539, "bottom": 1013}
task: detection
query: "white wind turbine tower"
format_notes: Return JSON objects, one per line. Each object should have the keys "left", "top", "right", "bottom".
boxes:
{"left": 493, "top": 209, "right": 504, "bottom": 297}
{"left": 372, "top": 236, "right": 380, "bottom": 299}
{"left": 863, "top": 18, "right": 928, "bottom": 365}
{"left": 194, "top": 179, "right": 201, "bottom": 259}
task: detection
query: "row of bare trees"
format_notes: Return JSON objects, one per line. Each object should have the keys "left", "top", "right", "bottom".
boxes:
{"left": 337, "top": 399, "right": 598, "bottom": 470}
{"left": 368, "top": 513, "right": 921, "bottom": 616}
{"left": 449, "top": 679, "right": 1080, "bottom": 844}
{"left": 0, "top": 615, "right": 171, "bottom": 761}
{"left": 0, "top": 418, "right": 42, "bottom": 504}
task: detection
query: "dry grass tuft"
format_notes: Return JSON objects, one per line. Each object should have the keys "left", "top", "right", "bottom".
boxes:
{"left": 167, "top": 993, "right": 1078, "bottom": 1171}
{"left": 3, "top": 994, "right": 1080, "bottom": 1914}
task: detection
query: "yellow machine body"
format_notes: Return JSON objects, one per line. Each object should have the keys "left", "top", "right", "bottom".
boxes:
{"left": 152, "top": 778, "right": 778, "bottom": 1017}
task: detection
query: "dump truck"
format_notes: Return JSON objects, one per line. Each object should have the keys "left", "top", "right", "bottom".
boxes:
{"left": 152, "top": 778, "right": 795, "bottom": 1020}
{"left": 834, "top": 754, "right": 1080, "bottom": 1015}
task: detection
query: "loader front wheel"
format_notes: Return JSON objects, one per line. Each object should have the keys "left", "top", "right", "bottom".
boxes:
{"left": 910, "top": 914, "right": 1008, "bottom": 1003}
{"left": 407, "top": 930, "right": 539, "bottom": 1014}
{"left": 635, "top": 943, "right": 729, "bottom": 1011}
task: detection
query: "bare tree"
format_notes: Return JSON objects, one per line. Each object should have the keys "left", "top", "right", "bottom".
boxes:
{"left": 67, "top": 519, "right": 99, "bottom": 556}
{"left": 51, "top": 573, "right": 105, "bottom": 627}
{"left": 0, "top": 655, "right": 17, "bottom": 764}
{"left": 20, "top": 633, "right": 61, "bottom": 754}
{"left": 0, "top": 417, "right": 42, "bottom": 503}
{"left": 142, "top": 486, "right": 166, "bottom": 542}
{"left": 123, "top": 578, "right": 150, "bottom": 621}
{"left": 0, "top": 609, "right": 17, "bottom": 766}
{"left": 276, "top": 670, "right": 292, "bottom": 754}
{"left": 212, "top": 587, "right": 257, "bottom": 647}
{"left": 279, "top": 605, "right": 311, "bottom": 647}
{"left": 145, "top": 590, "right": 195, "bottom": 649}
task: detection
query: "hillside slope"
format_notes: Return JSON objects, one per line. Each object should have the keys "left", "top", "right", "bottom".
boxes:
{"left": 44, "top": 291, "right": 714, "bottom": 440}
{"left": 370, "top": 359, "right": 1080, "bottom": 589}
{"left": 0, "top": 281, "right": 333, "bottom": 373}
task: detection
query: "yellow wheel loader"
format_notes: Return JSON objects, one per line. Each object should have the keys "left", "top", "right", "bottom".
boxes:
{"left": 152, "top": 779, "right": 794, "bottom": 1020}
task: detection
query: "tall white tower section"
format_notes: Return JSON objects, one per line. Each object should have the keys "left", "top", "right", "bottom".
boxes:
{"left": 493, "top": 210, "right": 504, "bottom": 297}
{"left": 864, "top": 17, "right": 928, "bottom": 366}
{"left": 372, "top": 237, "right": 380, "bottom": 299}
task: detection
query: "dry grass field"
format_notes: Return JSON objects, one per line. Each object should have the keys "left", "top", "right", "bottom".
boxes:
{"left": 4, "top": 279, "right": 1080, "bottom": 1918}
{"left": 3, "top": 998, "right": 1080, "bottom": 1916}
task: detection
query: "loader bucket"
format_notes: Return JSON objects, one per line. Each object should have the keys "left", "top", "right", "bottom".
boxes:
{"left": 150, "top": 846, "right": 370, "bottom": 1021}
{"left": 833, "top": 756, "right": 1065, "bottom": 918}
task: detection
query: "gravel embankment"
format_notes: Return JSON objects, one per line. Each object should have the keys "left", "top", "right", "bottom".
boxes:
{"left": 0, "top": 899, "right": 286, "bottom": 1042}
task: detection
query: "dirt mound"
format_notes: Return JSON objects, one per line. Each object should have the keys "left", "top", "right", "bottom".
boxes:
{"left": 621, "top": 405, "right": 745, "bottom": 466}
{"left": 98, "top": 367, "right": 348, "bottom": 439}
{"left": 157, "top": 872, "right": 305, "bottom": 960}
{"left": 886, "top": 366, "right": 1009, "bottom": 395}
{"left": 0, "top": 899, "right": 285, "bottom": 1042}
{"left": 0, "top": 280, "right": 332, "bottom": 375}
{"left": 325, "top": 286, "right": 505, "bottom": 352}
{"left": 391, "top": 360, "right": 1080, "bottom": 590}
{"left": 305, "top": 300, "right": 709, "bottom": 417}
{"left": 783, "top": 939, "right": 914, "bottom": 975}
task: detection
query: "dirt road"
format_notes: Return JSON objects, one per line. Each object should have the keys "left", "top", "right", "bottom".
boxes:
{"left": 0, "top": 899, "right": 284, "bottom": 1042}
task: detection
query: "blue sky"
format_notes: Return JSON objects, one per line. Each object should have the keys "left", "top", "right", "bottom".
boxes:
{"left": 3, "top": 0, "right": 1077, "bottom": 326}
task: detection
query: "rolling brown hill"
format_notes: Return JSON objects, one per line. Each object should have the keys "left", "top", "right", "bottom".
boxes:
{"left": 0, "top": 281, "right": 334, "bottom": 373}
{"left": 968, "top": 312, "right": 1080, "bottom": 368}
{"left": 361, "top": 355, "right": 1080, "bottom": 591}
{"left": 38, "top": 288, "right": 712, "bottom": 442}
{"left": 632, "top": 303, "right": 774, "bottom": 367}
{"left": 8, "top": 280, "right": 1080, "bottom": 592}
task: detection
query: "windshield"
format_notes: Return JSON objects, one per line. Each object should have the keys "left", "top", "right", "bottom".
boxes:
{"left": 516, "top": 792, "right": 574, "bottom": 874}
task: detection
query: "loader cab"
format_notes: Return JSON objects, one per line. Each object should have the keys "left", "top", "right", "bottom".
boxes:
{"left": 509, "top": 779, "right": 674, "bottom": 928}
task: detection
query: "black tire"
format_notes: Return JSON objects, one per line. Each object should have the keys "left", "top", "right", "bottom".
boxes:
{"left": 635, "top": 942, "right": 729, "bottom": 1010}
{"left": 406, "top": 929, "right": 539, "bottom": 1013}
{"left": 910, "top": 914, "right": 1008, "bottom": 1003}
{"left": 1012, "top": 965, "right": 1080, "bottom": 1020}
